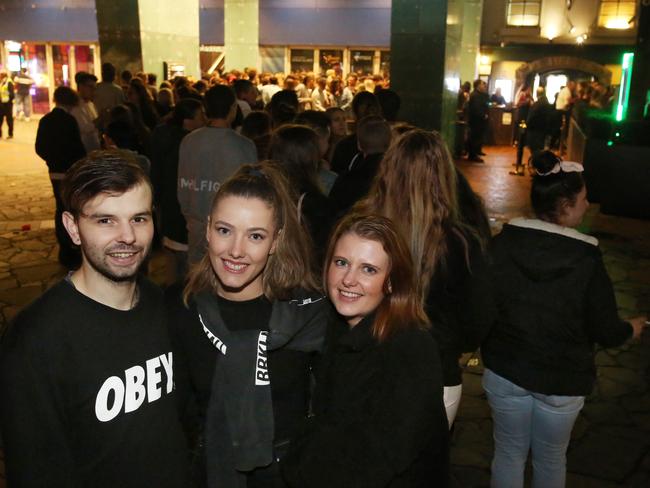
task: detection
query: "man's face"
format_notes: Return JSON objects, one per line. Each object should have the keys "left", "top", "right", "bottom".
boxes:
{"left": 243, "top": 87, "right": 257, "bottom": 105}
{"left": 78, "top": 81, "right": 96, "bottom": 102}
{"left": 63, "top": 183, "right": 154, "bottom": 283}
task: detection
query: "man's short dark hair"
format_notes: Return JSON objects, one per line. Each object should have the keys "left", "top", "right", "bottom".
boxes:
{"left": 105, "top": 121, "right": 140, "bottom": 151}
{"left": 75, "top": 72, "right": 98, "bottom": 86}
{"left": 62, "top": 150, "right": 152, "bottom": 217}
{"left": 53, "top": 86, "right": 80, "bottom": 107}
{"left": 147, "top": 73, "right": 157, "bottom": 85}
{"left": 351, "top": 91, "right": 381, "bottom": 120}
{"left": 295, "top": 110, "right": 331, "bottom": 137}
{"left": 357, "top": 115, "right": 391, "bottom": 155}
{"left": 233, "top": 79, "right": 254, "bottom": 97}
{"left": 121, "top": 70, "right": 133, "bottom": 83}
{"left": 376, "top": 89, "right": 401, "bottom": 122}
{"left": 101, "top": 63, "right": 116, "bottom": 82}
{"left": 473, "top": 79, "right": 483, "bottom": 90}
{"left": 204, "top": 85, "right": 236, "bottom": 119}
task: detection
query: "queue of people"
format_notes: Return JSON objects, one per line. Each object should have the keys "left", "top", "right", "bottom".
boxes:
{"left": 0, "top": 60, "right": 646, "bottom": 488}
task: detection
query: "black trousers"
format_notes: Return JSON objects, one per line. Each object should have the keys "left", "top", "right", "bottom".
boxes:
{"left": 0, "top": 102, "right": 13, "bottom": 137}
{"left": 468, "top": 121, "right": 486, "bottom": 157}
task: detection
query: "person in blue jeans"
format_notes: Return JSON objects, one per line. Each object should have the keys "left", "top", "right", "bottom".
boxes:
{"left": 481, "top": 150, "right": 647, "bottom": 488}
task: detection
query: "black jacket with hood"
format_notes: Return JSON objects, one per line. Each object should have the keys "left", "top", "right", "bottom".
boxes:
{"left": 481, "top": 218, "right": 632, "bottom": 396}
{"left": 281, "top": 314, "right": 450, "bottom": 488}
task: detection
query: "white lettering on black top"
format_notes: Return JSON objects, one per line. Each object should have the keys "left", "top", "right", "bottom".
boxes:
{"left": 198, "top": 314, "right": 227, "bottom": 355}
{"left": 255, "top": 331, "right": 269, "bottom": 386}
{"left": 94, "top": 352, "right": 173, "bottom": 422}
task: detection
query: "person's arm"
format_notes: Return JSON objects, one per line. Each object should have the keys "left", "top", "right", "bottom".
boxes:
{"left": 0, "top": 322, "right": 77, "bottom": 485}
{"left": 34, "top": 117, "right": 50, "bottom": 162}
{"left": 584, "top": 250, "right": 633, "bottom": 347}
{"left": 282, "top": 331, "right": 446, "bottom": 488}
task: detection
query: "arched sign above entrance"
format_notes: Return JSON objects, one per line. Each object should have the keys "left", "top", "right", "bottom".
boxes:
{"left": 515, "top": 56, "right": 613, "bottom": 91}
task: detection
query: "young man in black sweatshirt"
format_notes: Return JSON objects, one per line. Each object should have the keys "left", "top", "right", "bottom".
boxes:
{"left": 0, "top": 150, "right": 190, "bottom": 487}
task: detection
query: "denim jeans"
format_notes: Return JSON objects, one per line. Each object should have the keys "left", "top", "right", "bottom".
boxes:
{"left": 482, "top": 369, "right": 584, "bottom": 488}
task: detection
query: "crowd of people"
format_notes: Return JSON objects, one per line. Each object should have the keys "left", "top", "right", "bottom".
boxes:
{"left": 0, "top": 60, "right": 646, "bottom": 488}
{"left": 456, "top": 77, "right": 618, "bottom": 172}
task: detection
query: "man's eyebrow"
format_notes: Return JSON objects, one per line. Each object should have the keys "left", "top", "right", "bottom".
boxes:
{"left": 81, "top": 210, "right": 153, "bottom": 219}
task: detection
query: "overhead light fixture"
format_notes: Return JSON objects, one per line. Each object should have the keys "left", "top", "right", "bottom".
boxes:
{"left": 576, "top": 35, "right": 585, "bottom": 44}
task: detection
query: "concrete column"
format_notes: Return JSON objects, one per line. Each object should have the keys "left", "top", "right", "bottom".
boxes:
{"left": 224, "top": 0, "right": 260, "bottom": 71}
{"left": 459, "top": 0, "right": 483, "bottom": 86}
{"left": 390, "top": 0, "right": 482, "bottom": 145}
{"left": 95, "top": 0, "right": 200, "bottom": 82}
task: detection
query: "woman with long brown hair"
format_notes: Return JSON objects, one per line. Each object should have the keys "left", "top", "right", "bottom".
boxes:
{"left": 268, "top": 124, "right": 336, "bottom": 260}
{"left": 281, "top": 214, "right": 449, "bottom": 487}
{"left": 360, "top": 129, "right": 495, "bottom": 428}
{"left": 167, "top": 162, "right": 329, "bottom": 488}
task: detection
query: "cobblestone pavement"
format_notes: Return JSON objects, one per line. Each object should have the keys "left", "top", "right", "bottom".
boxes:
{"left": 0, "top": 122, "right": 649, "bottom": 486}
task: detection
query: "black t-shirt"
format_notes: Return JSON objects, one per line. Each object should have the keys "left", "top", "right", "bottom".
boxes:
{"left": 167, "top": 289, "right": 314, "bottom": 443}
{"left": 0, "top": 278, "right": 190, "bottom": 487}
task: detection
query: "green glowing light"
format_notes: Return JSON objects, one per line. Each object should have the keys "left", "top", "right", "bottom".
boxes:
{"left": 607, "top": 141, "right": 614, "bottom": 146}
{"left": 615, "top": 132, "right": 620, "bottom": 137}
{"left": 615, "top": 52, "right": 634, "bottom": 122}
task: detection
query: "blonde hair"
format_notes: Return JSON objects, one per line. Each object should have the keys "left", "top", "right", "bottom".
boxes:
{"left": 359, "top": 129, "right": 466, "bottom": 296}
{"left": 183, "top": 162, "right": 319, "bottom": 304}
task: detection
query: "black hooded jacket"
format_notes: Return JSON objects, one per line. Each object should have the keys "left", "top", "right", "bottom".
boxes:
{"left": 481, "top": 218, "right": 632, "bottom": 396}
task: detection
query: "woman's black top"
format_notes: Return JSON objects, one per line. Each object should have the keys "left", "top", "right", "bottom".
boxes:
{"left": 426, "top": 228, "right": 495, "bottom": 386}
{"left": 282, "top": 315, "right": 449, "bottom": 488}
{"left": 165, "top": 287, "right": 317, "bottom": 488}
{"left": 167, "top": 290, "right": 314, "bottom": 445}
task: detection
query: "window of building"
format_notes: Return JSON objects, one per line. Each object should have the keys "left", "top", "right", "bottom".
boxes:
{"left": 350, "top": 50, "right": 375, "bottom": 76}
{"left": 290, "top": 49, "right": 315, "bottom": 74}
{"left": 319, "top": 49, "right": 343, "bottom": 76}
{"left": 380, "top": 51, "right": 391, "bottom": 78}
{"left": 260, "top": 46, "right": 285, "bottom": 73}
{"left": 598, "top": 0, "right": 635, "bottom": 29}
{"left": 506, "top": 0, "right": 541, "bottom": 27}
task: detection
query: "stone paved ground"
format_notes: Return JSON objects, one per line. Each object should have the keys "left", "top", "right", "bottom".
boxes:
{"left": 0, "top": 122, "right": 649, "bottom": 486}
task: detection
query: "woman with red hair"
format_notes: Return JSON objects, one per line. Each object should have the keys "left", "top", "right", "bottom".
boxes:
{"left": 282, "top": 214, "right": 449, "bottom": 487}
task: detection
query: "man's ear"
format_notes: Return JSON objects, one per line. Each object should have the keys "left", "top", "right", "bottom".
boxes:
{"left": 62, "top": 211, "right": 81, "bottom": 245}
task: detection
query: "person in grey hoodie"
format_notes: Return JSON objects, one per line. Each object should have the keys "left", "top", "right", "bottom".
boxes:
{"left": 178, "top": 85, "right": 257, "bottom": 263}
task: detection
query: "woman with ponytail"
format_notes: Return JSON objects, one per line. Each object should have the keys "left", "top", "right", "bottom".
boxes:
{"left": 482, "top": 150, "right": 647, "bottom": 487}
{"left": 167, "top": 161, "right": 329, "bottom": 488}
